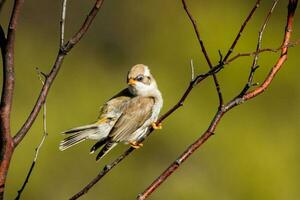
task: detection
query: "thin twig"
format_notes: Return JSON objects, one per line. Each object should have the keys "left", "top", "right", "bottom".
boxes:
{"left": 15, "top": 68, "right": 48, "bottom": 200}
{"left": 136, "top": 1, "right": 297, "bottom": 199}
{"left": 60, "top": 0, "right": 68, "bottom": 48}
{"left": 69, "top": 148, "right": 135, "bottom": 200}
{"left": 182, "top": 0, "right": 223, "bottom": 106}
{"left": 223, "top": 0, "right": 261, "bottom": 62}
{"left": 13, "top": 0, "right": 105, "bottom": 147}
{"left": 242, "top": 0, "right": 279, "bottom": 96}
{"left": 224, "top": 39, "right": 300, "bottom": 65}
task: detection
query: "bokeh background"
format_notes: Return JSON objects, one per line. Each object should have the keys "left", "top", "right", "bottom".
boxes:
{"left": 1, "top": 0, "right": 300, "bottom": 199}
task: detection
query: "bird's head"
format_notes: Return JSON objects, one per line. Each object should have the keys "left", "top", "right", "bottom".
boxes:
{"left": 127, "top": 64, "right": 159, "bottom": 97}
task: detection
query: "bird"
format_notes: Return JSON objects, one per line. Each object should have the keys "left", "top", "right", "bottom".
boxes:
{"left": 59, "top": 64, "right": 163, "bottom": 161}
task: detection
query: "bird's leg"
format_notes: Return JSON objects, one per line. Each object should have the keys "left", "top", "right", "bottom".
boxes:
{"left": 151, "top": 122, "right": 162, "bottom": 130}
{"left": 130, "top": 141, "right": 143, "bottom": 149}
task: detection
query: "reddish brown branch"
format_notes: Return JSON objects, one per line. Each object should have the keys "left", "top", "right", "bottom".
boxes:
{"left": 137, "top": 110, "right": 224, "bottom": 200}
{"left": 237, "top": 0, "right": 279, "bottom": 98}
{"left": 137, "top": 1, "right": 297, "bottom": 199}
{"left": 0, "top": 1, "right": 24, "bottom": 199}
{"left": 13, "top": 0, "right": 105, "bottom": 146}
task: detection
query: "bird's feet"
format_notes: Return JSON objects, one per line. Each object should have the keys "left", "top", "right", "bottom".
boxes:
{"left": 95, "top": 117, "right": 108, "bottom": 125}
{"left": 151, "top": 122, "right": 162, "bottom": 130}
{"left": 130, "top": 141, "right": 143, "bottom": 149}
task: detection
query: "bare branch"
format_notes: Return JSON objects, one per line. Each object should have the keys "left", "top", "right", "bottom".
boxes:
{"left": 13, "top": 0, "right": 105, "bottom": 147}
{"left": 60, "top": 0, "right": 68, "bottom": 48}
{"left": 15, "top": 68, "right": 48, "bottom": 200}
{"left": 242, "top": 0, "right": 279, "bottom": 96}
{"left": 63, "top": 0, "right": 104, "bottom": 52}
{"left": 223, "top": 0, "right": 261, "bottom": 61}
{"left": 69, "top": 148, "right": 135, "bottom": 200}
{"left": 0, "top": 0, "right": 24, "bottom": 198}
{"left": 137, "top": 1, "right": 297, "bottom": 199}
{"left": 0, "top": 0, "right": 24, "bottom": 136}
{"left": 243, "top": 0, "right": 298, "bottom": 101}
{"left": 224, "top": 40, "right": 300, "bottom": 64}
{"left": 182, "top": 0, "right": 223, "bottom": 106}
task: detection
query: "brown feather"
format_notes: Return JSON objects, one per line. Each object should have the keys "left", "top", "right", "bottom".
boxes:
{"left": 108, "top": 96, "right": 155, "bottom": 142}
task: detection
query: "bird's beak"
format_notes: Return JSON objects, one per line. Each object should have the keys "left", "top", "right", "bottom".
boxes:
{"left": 128, "top": 78, "right": 137, "bottom": 86}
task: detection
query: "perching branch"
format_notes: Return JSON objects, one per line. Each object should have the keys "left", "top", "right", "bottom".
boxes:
{"left": 13, "top": 0, "right": 105, "bottom": 146}
{"left": 137, "top": 0, "right": 297, "bottom": 199}
{"left": 15, "top": 69, "right": 48, "bottom": 200}
{"left": 69, "top": 1, "right": 263, "bottom": 199}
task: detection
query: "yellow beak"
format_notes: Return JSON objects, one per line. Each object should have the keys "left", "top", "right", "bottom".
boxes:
{"left": 128, "top": 78, "right": 137, "bottom": 85}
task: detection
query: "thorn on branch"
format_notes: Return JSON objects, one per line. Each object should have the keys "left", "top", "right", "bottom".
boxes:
{"left": 252, "top": 65, "right": 259, "bottom": 72}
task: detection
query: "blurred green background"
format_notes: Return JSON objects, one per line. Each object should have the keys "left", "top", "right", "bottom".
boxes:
{"left": 1, "top": 0, "right": 300, "bottom": 199}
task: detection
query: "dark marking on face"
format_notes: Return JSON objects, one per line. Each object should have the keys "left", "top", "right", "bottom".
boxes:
{"left": 135, "top": 74, "right": 151, "bottom": 85}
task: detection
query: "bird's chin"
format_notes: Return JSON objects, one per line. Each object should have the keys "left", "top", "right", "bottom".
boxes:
{"left": 128, "top": 85, "right": 138, "bottom": 96}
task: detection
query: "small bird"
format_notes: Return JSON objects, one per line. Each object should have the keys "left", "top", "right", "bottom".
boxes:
{"left": 59, "top": 64, "right": 163, "bottom": 161}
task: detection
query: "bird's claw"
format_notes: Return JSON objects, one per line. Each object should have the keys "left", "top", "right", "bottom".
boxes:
{"left": 130, "top": 141, "right": 143, "bottom": 149}
{"left": 151, "top": 122, "right": 162, "bottom": 130}
{"left": 95, "top": 117, "right": 108, "bottom": 125}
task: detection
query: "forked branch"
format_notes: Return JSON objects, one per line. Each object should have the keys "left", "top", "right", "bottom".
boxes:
{"left": 1, "top": 0, "right": 105, "bottom": 199}
{"left": 0, "top": 0, "right": 25, "bottom": 198}
{"left": 137, "top": 0, "right": 297, "bottom": 199}
{"left": 13, "top": 0, "right": 105, "bottom": 146}
{"left": 182, "top": 0, "right": 224, "bottom": 106}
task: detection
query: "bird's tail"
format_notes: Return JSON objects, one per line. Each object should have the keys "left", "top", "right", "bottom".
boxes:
{"left": 96, "top": 141, "right": 117, "bottom": 161}
{"left": 59, "top": 124, "right": 100, "bottom": 151}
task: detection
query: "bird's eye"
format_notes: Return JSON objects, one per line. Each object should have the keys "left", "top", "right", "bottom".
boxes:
{"left": 136, "top": 75, "right": 144, "bottom": 82}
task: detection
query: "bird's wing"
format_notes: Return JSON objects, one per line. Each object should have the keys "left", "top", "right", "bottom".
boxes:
{"left": 108, "top": 96, "right": 155, "bottom": 142}
{"left": 96, "top": 88, "right": 133, "bottom": 122}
